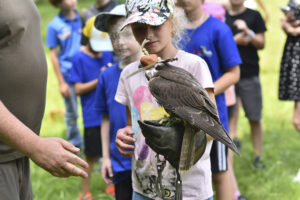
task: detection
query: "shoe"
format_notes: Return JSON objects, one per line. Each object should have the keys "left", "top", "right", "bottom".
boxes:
{"left": 253, "top": 156, "right": 265, "bottom": 170}
{"left": 78, "top": 191, "right": 93, "bottom": 200}
{"left": 105, "top": 184, "right": 115, "bottom": 197}
{"left": 233, "top": 137, "right": 242, "bottom": 150}
{"left": 238, "top": 195, "right": 248, "bottom": 200}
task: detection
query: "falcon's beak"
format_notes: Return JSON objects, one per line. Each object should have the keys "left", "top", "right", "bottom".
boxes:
{"left": 126, "top": 62, "right": 157, "bottom": 79}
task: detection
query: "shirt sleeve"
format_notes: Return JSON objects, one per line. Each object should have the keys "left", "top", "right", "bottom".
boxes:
{"left": 216, "top": 23, "right": 242, "bottom": 69}
{"left": 252, "top": 11, "right": 267, "bottom": 33}
{"left": 115, "top": 70, "right": 129, "bottom": 106}
{"left": 69, "top": 55, "right": 82, "bottom": 83}
{"left": 194, "top": 58, "right": 215, "bottom": 89}
{"left": 46, "top": 23, "right": 59, "bottom": 48}
{"left": 94, "top": 73, "right": 108, "bottom": 114}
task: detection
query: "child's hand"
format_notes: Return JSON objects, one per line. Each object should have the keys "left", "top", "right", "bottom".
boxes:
{"left": 234, "top": 32, "right": 251, "bottom": 46}
{"left": 233, "top": 19, "right": 249, "bottom": 33}
{"left": 59, "top": 82, "right": 70, "bottom": 98}
{"left": 101, "top": 158, "right": 114, "bottom": 184}
{"left": 116, "top": 126, "right": 136, "bottom": 157}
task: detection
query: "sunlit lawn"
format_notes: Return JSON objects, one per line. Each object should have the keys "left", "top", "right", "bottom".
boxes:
{"left": 32, "top": 0, "right": 300, "bottom": 199}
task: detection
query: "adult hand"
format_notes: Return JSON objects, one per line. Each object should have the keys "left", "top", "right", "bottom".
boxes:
{"left": 116, "top": 126, "right": 135, "bottom": 157}
{"left": 101, "top": 158, "right": 113, "bottom": 184}
{"left": 60, "top": 82, "right": 70, "bottom": 98}
{"left": 29, "top": 137, "right": 88, "bottom": 178}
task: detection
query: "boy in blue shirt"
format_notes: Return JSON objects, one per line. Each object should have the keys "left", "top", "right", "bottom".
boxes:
{"left": 69, "top": 17, "right": 114, "bottom": 200}
{"left": 46, "top": 0, "right": 83, "bottom": 148}
{"left": 178, "top": 0, "right": 241, "bottom": 199}
{"left": 93, "top": 4, "right": 141, "bottom": 200}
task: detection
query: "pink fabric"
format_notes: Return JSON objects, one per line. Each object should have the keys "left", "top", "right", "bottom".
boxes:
{"left": 225, "top": 85, "right": 236, "bottom": 106}
{"left": 202, "top": 2, "right": 226, "bottom": 22}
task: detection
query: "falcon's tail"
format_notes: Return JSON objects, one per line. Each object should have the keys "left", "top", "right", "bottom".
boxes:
{"left": 179, "top": 125, "right": 196, "bottom": 172}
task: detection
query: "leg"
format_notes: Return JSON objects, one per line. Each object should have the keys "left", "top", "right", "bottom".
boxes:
{"left": 211, "top": 141, "right": 233, "bottom": 200}
{"left": 212, "top": 171, "right": 234, "bottom": 200}
{"left": 229, "top": 98, "right": 241, "bottom": 140}
{"left": 249, "top": 120, "right": 263, "bottom": 156}
{"left": 63, "top": 84, "right": 82, "bottom": 148}
{"left": 293, "top": 101, "right": 300, "bottom": 132}
{"left": 81, "top": 156, "right": 98, "bottom": 194}
{"left": 115, "top": 172, "right": 132, "bottom": 200}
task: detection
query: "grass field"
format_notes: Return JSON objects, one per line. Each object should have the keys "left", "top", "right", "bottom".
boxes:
{"left": 32, "top": 0, "right": 300, "bottom": 199}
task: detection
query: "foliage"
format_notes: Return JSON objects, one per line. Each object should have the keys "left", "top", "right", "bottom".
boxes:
{"left": 33, "top": 0, "right": 300, "bottom": 199}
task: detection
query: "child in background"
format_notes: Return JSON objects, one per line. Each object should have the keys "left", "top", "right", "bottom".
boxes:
{"left": 69, "top": 17, "right": 114, "bottom": 200}
{"left": 226, "top": 0, "right": 266, "bottom": 170}
{"left": 115, "top": 0, "right": 215, "bottom": 199}
{"left": 177, "top": 1, "right": 241, "bottom": 200}
{"left": 46, "top": 0, "right": 83, "bottom": 149}
{"left": 93, "top": 5, "right": 141, "bottom": 200}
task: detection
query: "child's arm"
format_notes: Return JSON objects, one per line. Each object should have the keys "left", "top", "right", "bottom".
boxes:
{"left": 49, "top": 48, "right": 70, "bottom": 97}
{"left": 213, "top": 65, "right": 240, "bottom": 95}
{"left": 74, "top": 79, "right": 98, "bottom": 95}
{"left": 281, "top": 17, "right": 300, "bottom": 36}
{"left": 101, "top": 114, "right": 113, "bottom": 184}
{"left": 116, "top": 106, "right": 135, "bottom": 157}
{"left": 234, "top": 19, "right": 265, "bottom": 49}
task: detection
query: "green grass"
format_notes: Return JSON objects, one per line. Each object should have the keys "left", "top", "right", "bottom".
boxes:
{"left": 32, "top": 0, "right": 300, "bottom": 199}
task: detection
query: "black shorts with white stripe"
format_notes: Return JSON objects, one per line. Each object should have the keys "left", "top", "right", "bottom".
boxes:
{"left": 210, "top": 140, "right": 228, "bottom": 173}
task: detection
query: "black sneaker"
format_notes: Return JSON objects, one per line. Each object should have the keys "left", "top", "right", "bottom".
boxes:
{"left": 253, "top": 156, "right": 266, "bottom": 170}
{"left": 238, "top": 195, "right": 247, "bottom": 200}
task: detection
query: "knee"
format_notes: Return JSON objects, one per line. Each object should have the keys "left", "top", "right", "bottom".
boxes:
{"left": 293, "top": 117, "right": 300, "bottom": 132}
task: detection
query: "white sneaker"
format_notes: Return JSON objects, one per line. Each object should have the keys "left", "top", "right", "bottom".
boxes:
{"left": 293, "top": 169, "right": 300, "bottom": 183}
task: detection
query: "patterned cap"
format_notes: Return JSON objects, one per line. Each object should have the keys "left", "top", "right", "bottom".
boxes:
{"left": 120, "top": 0, "right": 175, "bottom": 30}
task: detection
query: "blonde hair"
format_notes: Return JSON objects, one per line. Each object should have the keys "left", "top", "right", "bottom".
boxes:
{"left": 169, "top": 10, "right": 187, "bottom": 49}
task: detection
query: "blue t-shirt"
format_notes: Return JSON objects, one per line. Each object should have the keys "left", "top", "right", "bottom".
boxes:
{"left": 46, "top": 11, "right": 82, "bottom": 81}
{"left": 94, "top": 64, "right": 131, "bottom": 184}
{"left": 69, "top": 51, "right": 114, "bottom": 128}
{"left": 180, "top": 16, "right": 242, "bottom": 131}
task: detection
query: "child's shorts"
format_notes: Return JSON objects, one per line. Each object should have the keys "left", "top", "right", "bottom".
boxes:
{"left": 84, "top": 126, "right": 102, "bottom": 157}
{"left": 210, "top": 140, "right": 228, "bottom": 173}
{"left": 235, "top": 76, "right": 262, "bottom": 121}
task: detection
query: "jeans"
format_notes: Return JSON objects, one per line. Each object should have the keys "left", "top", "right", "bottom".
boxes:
{"left": 132, "top": 191, "right": 213, "bottom": 200}
{"left": 63, "top": 84, "right": 82, "bottom": 148}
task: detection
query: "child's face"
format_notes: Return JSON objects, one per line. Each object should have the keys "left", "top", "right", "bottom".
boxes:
{"left": 177, "top": 0, "right": 203, "bottom": 13}
{"left": 229, "top": 0, "right": 246, "bottom": 7}
{"left": 130, "top": 19, "right": 174, "bottom": 56}
{"left": 109, "top": 19, "right": 140, "bottom": 60}
{"left": 59, "top": 0, "right": 77, "bottom": 10}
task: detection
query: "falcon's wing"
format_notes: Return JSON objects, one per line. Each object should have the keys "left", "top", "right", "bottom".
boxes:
{"left": 149, "top": 76, "right": 239, "bottom": 155}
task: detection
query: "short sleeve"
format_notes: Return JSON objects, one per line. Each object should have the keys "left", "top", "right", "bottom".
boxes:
{"left": 46, "top": 24, "right": 59, "bottom": 48}
{"left": 252, "top": 11, "right": 267, "bottom": 34}
{"left": 194, "top": 58, "right": 215, "bottom": 89}
{"left": 94, "top": 74, "right": 108, "bottom": 114}
{"left": 216, "top": 24, "right": 242, "bottom": 69}
{"left": 69, "top": 56, "right": 82, "bottom": 83}
{"left": 115, "top": 70, "right": 129, "bottom": 106}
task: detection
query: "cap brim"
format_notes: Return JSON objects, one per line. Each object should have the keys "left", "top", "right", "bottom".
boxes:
{"left": 90, "top": 38, "right": 113, "bottom": 52}
{"left": 120, "top": 12, "right": 169, "bottom": 31}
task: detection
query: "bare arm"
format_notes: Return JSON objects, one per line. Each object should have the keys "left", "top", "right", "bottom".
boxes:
{"left": 214, "top": 65, "right": 240, "bottom": 95}
{"left": 74, "top": 79, "right": 98, "bottom": 95}
{"left": 49, "top": 48, "right": 70, "bottom": 98}
{"left": 281, "top": 17, "right": 300, "bottom": 36}
{"left": 101, "top": 114, "right": 113, "bottom": 184}
{"left": 0, "top": 100, "right": 88, "bottom": 178}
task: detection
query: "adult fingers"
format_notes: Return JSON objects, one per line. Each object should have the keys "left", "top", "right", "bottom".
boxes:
{"left": 63, "top": 162, "right": 88, "bottom": 178}
{"left": 65, "top": 151, "right": 89, "bottom": 170}
{"left": 59, "top": 138, "right": 80, "bottom": 153}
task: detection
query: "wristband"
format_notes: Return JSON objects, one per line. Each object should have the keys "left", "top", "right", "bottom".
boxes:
{"left": 249, "top": 30, "right": 255, "bottom": 39}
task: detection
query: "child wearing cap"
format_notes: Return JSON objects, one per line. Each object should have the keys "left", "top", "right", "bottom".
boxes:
{"left": 68, "top": 16, "right": 114, "bottom": 200}
{"left": 46, "top": 0, "right": 83, "bottom": 150}
{"left": 93, "top": 4, "right": 141, "bottom": 200}
{"left": 115, "top": 0, "right": 215, "bottom": 199}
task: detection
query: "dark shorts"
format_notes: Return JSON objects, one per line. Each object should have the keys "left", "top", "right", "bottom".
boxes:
{"left": 115, "top": 172, "right": 132, "bottom": 200}
{"left": 0, "top": 157, "right": 32, "bottom": 200}
{"left": 84, "top": 126, "right": 102, "bottom": 157}
{"left": 210, "top": 140, "right": 228, "bottom": 173}
{"left": 235, "top": 76, "right": 263, "bottom": 121}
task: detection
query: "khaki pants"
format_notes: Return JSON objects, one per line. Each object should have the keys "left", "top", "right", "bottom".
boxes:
{"left": 0, "top": 157, "right": 32, "bottom": 200}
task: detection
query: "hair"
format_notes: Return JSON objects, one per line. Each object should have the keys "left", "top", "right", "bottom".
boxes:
{"left": 169, "top": 11, "right": 186, "bottom": 49}
{"left": 48, "top": 0, "right": 63, "bottom": 7}
{"left": 107, "top": 16, "right": 126, "bottom": 34}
